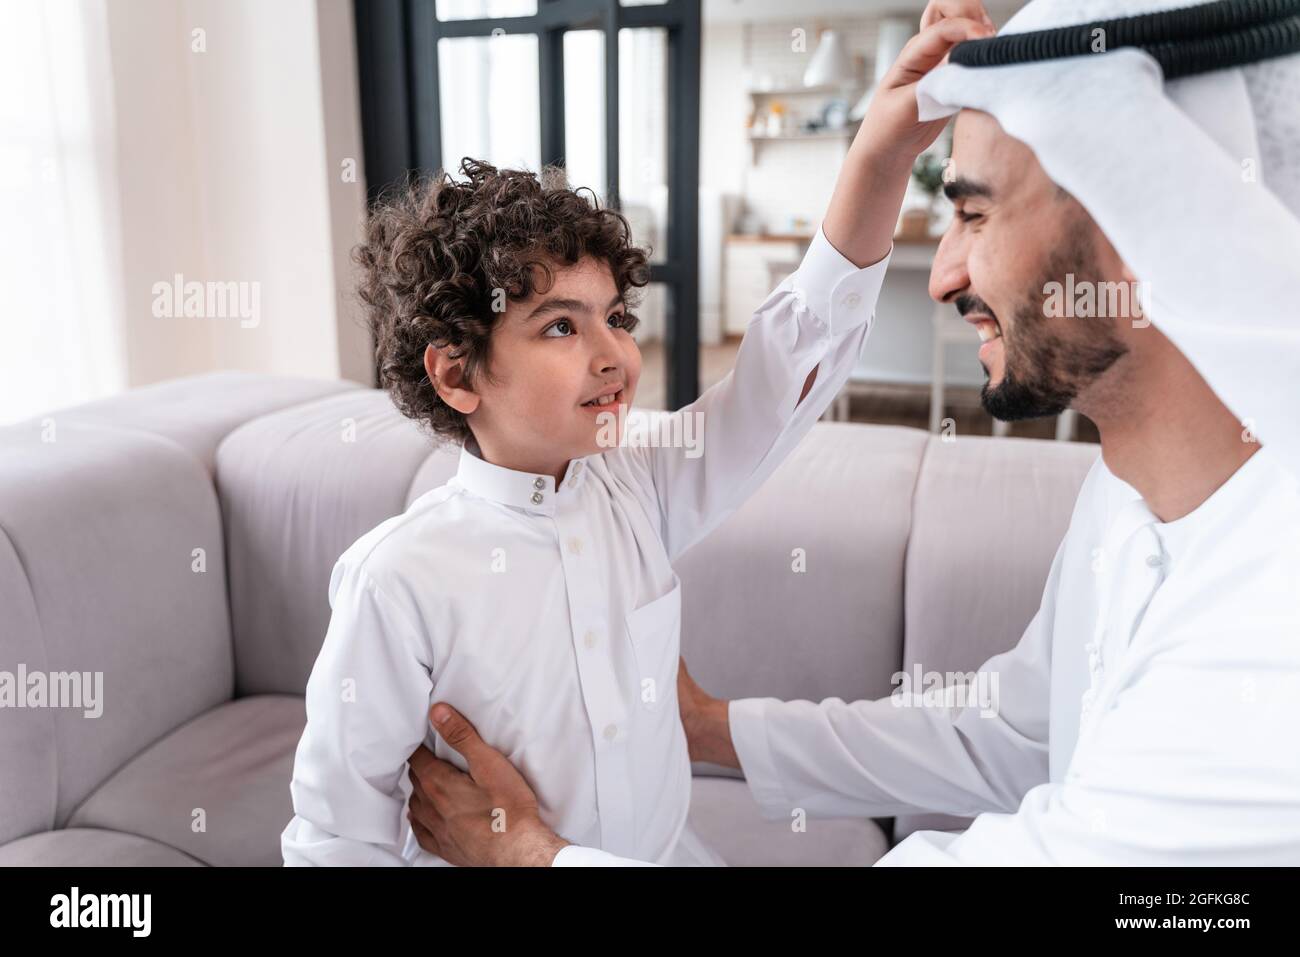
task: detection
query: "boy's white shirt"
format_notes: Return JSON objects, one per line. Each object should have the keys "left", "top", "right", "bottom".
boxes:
{"left": 280, "top": 226, "right": 890, "bottom": 866}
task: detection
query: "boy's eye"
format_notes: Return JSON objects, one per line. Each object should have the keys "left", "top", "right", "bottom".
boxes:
{"left": 957, "top": 210, "right": 984, "bottom": 224}
{"left": 610, "top": 312, "right": 640, "bottom": 332}
{"left": 543, "top": 319, "right": 573, "bottom": 338}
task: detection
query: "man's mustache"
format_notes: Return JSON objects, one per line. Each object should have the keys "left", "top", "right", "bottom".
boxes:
{"left": 954, "top": 293, "right": 998, "bottom": 323}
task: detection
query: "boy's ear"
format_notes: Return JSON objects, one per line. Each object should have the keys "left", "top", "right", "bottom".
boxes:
{"left": 424, "top": 344, "right": 481, "bottom": 416}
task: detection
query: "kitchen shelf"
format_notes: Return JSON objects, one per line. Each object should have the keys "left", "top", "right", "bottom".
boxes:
{"left": 749, "top": 128, "right": 855, "bottom": 141}
{"left": 746, "top": 85, "right": 850, "bottom": 97}
{"left": 747, "top": 120, "right": 860, "bottom": 162}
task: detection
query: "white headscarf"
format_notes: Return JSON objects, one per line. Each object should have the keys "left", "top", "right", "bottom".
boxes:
{"left": 915, "top": 0, "right": 1300, "bottom": 479}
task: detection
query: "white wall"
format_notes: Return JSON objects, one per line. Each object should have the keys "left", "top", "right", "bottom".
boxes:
{"left": 106, "top": 0, "right": 370, "bottom": 389}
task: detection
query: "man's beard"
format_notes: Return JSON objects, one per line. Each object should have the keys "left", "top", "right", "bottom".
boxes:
{"left": 981, "top": 231, "right": 1129, "bottom": 422}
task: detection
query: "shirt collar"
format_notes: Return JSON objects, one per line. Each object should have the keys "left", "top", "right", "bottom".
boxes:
{"left": 1152, "top": 444, "right": 1281, "bottom": 554}
{"left": 453, "top": 438, "right": 589, "bottom": 515}
{"left": 1100, "top": 444, "right": 1282, "bottom": 558}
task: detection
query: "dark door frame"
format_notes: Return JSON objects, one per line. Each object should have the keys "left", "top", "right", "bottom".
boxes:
{"left": 353, "top": 0, "right": 702, "bottom": 408}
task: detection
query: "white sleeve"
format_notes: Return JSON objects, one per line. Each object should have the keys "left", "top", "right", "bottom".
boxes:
{"left": 878, "top": 515, "right": 1300, "bottom": 867}
{"left": 611, "top": 226, "right": 891, "bottom": 561}
{"left": 879, "top": 617, "right": 1300, "bottom": 866}
{"left": 728, "top": 537, "right": 1064, "bottom": 822}
{"left": 281, "top": 559, "right": 434, "bottom": 866}
{"left": 551, "top": 845, "right": 658, "bottom": 867}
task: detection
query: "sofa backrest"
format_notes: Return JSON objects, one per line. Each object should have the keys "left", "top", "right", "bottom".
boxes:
{"left": 213, "top": 392, "right": 935, "bottom": 720}
{"left": 0, "top": 372, "right": 358, "bottom": 846}
{"left": 0, "top": 423, "right": 234, "bottom": 844}
{"left": 215, "top": 389, "right": 457, "bottom": 695}
{"left": 2, "top": 372, "right": 1100, "bottom": 853}
{"left": 894, "top": 433, "right": 1099, "bottom": 840}
{"left": 676, "top": 422, "right": 930, "bottom": 713}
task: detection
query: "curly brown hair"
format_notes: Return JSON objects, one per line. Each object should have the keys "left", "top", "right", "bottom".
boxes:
{"left": 355, "top": 157, "right": 651, "bottom": 445}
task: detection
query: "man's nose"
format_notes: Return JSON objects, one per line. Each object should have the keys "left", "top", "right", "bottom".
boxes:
{"left": 928, "top": 227, "right": 970, "bottom": 305}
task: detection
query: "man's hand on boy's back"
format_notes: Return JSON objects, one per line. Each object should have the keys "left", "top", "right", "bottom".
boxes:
{"left": 820, "top": 0, "right": 994, "bottom": 269}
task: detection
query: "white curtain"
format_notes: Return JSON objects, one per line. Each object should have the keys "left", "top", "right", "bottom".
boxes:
{"left": 0, "top": 0, "right": 126, "bottom": 425}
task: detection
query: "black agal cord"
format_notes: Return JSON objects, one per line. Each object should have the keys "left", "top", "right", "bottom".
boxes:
{"left": 950, "top": 0, "right": 1300, "bottom": 79}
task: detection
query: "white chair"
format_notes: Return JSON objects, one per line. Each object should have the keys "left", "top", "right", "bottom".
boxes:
{"left": 930, "top": 304, "right": 976, "bottom": 433}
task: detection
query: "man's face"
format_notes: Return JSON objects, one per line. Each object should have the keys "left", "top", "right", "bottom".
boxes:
{"left": 930, "top": 110, "right": 1135, "bottom": 421}
{"left": 468, "top": 255, "right": 641, "bottom": 471}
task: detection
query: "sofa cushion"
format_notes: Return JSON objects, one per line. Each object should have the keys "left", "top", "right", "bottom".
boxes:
{"left": 688, "top": 775, "right": 888, "bottom": 866}
{"left": 216, "top": 389, "right": 438, "bottom": 695}
{"left": 676, "top": 422, "right": 930, "bottom": 711}
{"left": 66, "top": 695, "right": 304, "bottom": 867}
{"left": 36, "top": 371, "right": 360, "bottom": 474}
{"left": 0, "top": 423, "right": 234, "bottom": 841}
{"left": 0, "top": 827, "right": 204, "bottom": 867}
{"left": 896, "top": 433, "right": 1098, "bottom": 840}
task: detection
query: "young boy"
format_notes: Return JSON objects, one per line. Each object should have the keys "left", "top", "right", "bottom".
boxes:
{"left": 280, "top": 156, "right": 891, "bottom": 866}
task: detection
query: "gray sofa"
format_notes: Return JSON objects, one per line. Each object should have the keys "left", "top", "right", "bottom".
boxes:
{"left": 0, "top": 371, "right": 1098, "bottom": 866}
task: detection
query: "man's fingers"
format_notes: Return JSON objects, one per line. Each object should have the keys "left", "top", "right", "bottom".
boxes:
{"left": 408, "top": 810, "right": 443, "bottom": 856}
{"left": 429, "top": 702, "right": 491, "bottom": 768}
{"left": 408, "top": 742, "right": 437, "bottom": 777}
{"left": 410, "top": 750, "right": 470, "bottom": 800}
{"left": 408, "top": 742, "right": 459, "bottom": 799}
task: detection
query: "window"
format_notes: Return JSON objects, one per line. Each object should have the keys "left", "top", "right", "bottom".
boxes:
{"left": 353, "top": 0, "right": 701, "bottom": 409}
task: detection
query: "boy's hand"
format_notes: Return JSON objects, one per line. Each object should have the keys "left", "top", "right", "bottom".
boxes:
{"left": 822, "top": 0, "right": 995, "bottom": 268}
{"left": 407, "top": 703, "right": 570, "bottom": 866}
{"left": 856, "top": 0, "right": 996, "bottom": 165}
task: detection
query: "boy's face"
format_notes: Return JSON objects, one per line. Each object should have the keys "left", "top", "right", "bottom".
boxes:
{"left": 468, "top": 255, "right": 641, "bottom": 476}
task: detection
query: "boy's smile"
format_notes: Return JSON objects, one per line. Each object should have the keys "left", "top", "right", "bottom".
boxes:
{"left": 579, "top": 385, "right": 625, "bottom": 411}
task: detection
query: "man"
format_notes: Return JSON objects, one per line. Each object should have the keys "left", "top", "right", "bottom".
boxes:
{"left": 404, "top": 0, "right": 1300, "bottom": 865}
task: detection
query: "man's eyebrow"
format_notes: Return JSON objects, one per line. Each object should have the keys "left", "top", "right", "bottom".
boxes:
{"left": 525, "top": 292, "right": 624, "bottom": 321}
{"left": 942, "top": 176, "right": 994, "bottom": 202}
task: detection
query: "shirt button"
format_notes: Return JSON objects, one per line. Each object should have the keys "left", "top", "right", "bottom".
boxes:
{"left": 603, "top": 723, "right": 618, "bottom": 742}
{"left": 583, "top": 630, "right": 597, "bottom": 649}
{"left": 568, "top": 537, "right": 583, "bottom": 555}
{"left": 533, "top": 477, "right": 546, "bottom": 490}
{"left": 571, "top": 461, "right": 582, "bottom": 474}
{"left": 1146, "top": 554, "right": 1163, "bottom": 568}
{"left": 530, "top": 491, "right": 544, "bottom": 505}
{"left": 842, "top": 292, "right": 861, "bottom": 309}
